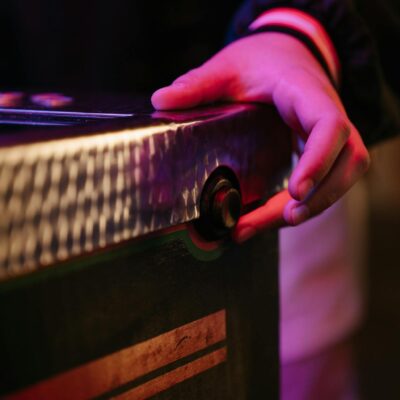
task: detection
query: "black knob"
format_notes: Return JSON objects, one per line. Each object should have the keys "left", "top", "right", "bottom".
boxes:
{"left": 196, "top": 172, "right": 241, "bottom": 240}
{"left": 211, "top": 185, "right": 241, "bottom": 230}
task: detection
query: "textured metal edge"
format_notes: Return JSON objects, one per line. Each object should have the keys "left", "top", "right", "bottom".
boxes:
{"left": 0, "top": 103, "right": 291, "bottom": 280}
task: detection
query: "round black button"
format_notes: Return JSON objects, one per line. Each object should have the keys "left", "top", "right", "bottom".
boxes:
{"left": 195, "top": 171, "right": 242, "bottom": 240}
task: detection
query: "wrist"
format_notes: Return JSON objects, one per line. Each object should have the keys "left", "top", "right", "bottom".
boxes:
{"left": 247, "top": 8, "right": 340, "bottom": 88}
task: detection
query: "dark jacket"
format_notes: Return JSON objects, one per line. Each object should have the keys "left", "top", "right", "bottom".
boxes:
{"left": 230, "top": 0, "right": 400, "bottom": 146}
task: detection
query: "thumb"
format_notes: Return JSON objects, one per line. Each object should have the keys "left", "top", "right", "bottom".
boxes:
{"left": 151, "top": 59, "right": 234, "bottom": 110}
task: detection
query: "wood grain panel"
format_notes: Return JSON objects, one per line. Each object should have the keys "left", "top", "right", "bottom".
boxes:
{"left": 7, "top": 310, "right": 226, "bottom": 400}
{"left": 116, "top": 347, "right": 227, "bottom": 400}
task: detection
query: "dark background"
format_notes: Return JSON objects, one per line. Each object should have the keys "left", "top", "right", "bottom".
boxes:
{"left": 1, "top": 0, "right": 400, "bottom": 95}
{"left": 0, "top": 0, "right": 242, "bottom": 93}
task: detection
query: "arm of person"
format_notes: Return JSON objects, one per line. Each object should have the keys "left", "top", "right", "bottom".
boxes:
{"left": 151, "top": 1, "right": 392, "bottom": 242}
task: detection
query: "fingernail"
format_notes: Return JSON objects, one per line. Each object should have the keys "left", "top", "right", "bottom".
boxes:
{"left": 235, "top": 226, "right": 257, "bottom": 244}
{"left": 298, "top": 179, "right": 313, "bottom": 200}
{"left": 290, "top": 205, "right": 309, "bottom": 225}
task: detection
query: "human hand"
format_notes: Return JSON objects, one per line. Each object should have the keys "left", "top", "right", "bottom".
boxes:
{"left": 151, "top": 33, "right": 370, "bottom": 242}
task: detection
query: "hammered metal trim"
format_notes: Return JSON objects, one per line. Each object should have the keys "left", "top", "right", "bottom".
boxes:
{"left": 0, "top": 104, "right": 291, "bottom": 280}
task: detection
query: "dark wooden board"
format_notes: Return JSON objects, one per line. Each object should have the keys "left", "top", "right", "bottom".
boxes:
{"left": 0, "top": 226, "right": 279, "bottom": 399}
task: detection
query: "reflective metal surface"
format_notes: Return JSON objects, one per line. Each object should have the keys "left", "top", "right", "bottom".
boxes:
{"left": 0, "top": 98, "right": 291, "bottom": 280}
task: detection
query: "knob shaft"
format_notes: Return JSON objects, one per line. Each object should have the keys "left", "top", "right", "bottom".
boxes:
{"left": 211, "top": 186, "right": 241, "bottom": 230}
{"left": 196, "top": 172, "right": 242, "bottom": 240}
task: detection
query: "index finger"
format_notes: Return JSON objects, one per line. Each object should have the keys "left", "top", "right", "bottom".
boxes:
{"left": 232, "top": 189, "right": 291, "bottom": 243}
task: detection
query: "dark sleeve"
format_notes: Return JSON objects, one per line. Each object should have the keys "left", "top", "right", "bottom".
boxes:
{"left": 228, "top": 0, "right": 400, "bottom": 147}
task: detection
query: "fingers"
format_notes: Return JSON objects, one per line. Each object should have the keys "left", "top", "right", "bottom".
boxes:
{"left": 234, "top": 128, "right": 370, "bottom": 243}
{"left": 289, "top": 114, "right": 351, "bottom": 200}
{"left": 151, "top": 58, "right": 234, "bottom": 110}
{"left": 284, "top": 130, "right": 370, "bottom": 225}
{"left": 232, "top": 190, "right": 291, "bottom": 243}
{"left": 272, "top": 67, "right": 352, "bottom": 201}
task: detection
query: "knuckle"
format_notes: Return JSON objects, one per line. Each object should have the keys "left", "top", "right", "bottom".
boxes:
{"left": 346, "top": 125, "right": 370, "bottom": 175}
{"left": 338, "top": 119, "right": 351, "bottom": 141}
{"left": 274, "top": 76, "right": 290, "bottom": 99}
{"left": 326, "top": 113, "right": 351, "bottom": 141}
{"left": 173, "top": 68, "right": 201, "bottom": 85}
{"left": 275, "top": 69, "right": 300, "bottom": 95}
{"left": 355, "top": 149, "right": 371, "bottom": 174}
